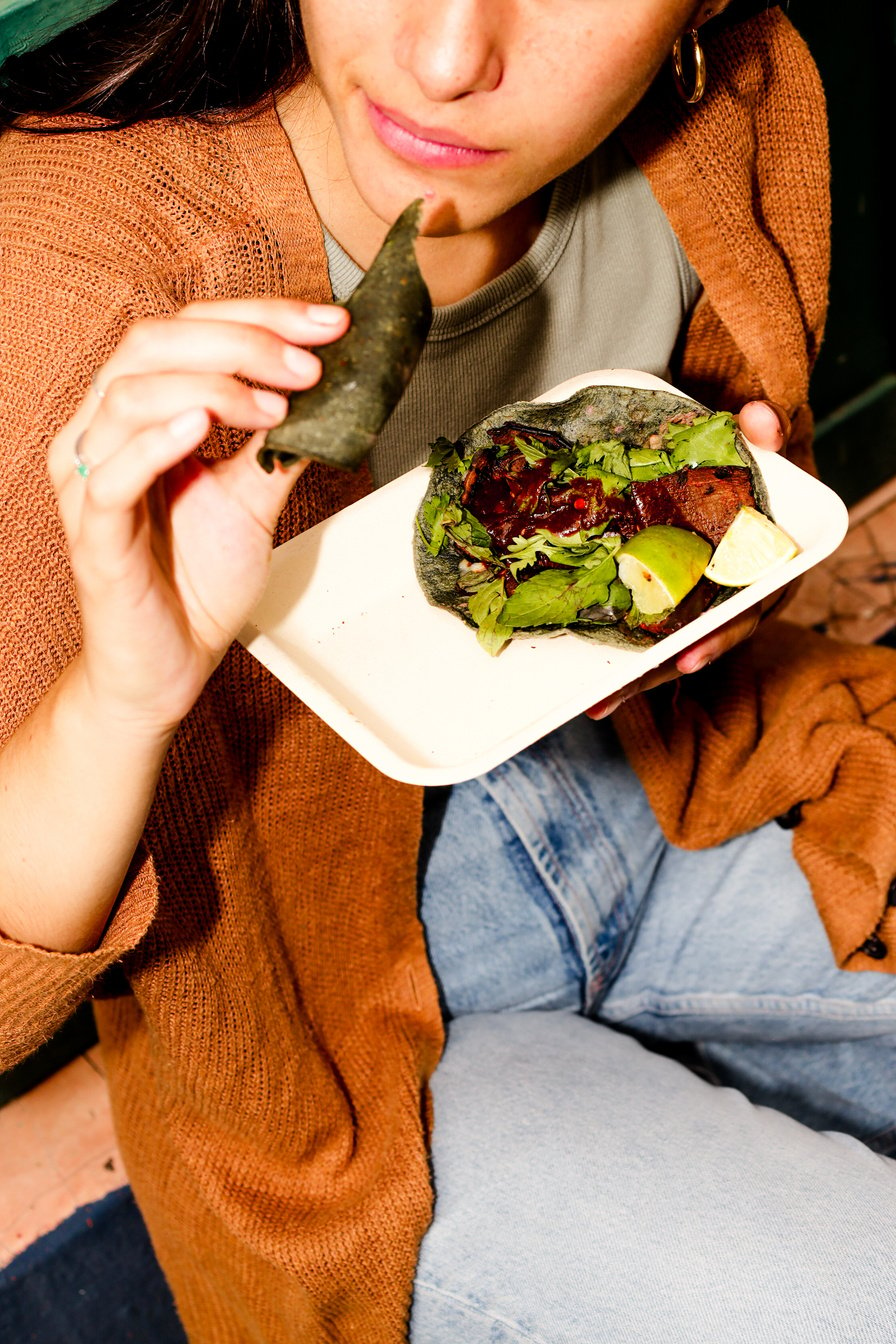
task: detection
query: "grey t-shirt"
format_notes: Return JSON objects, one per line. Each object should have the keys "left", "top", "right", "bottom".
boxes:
{"left": 323, "top": 136, "right": 700, "bottom": 488}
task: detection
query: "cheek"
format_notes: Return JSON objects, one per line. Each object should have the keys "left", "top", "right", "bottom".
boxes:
{"left": 299, "top": 0, "right": 375, "bottom": 83}
{"left": 507, "top": 30, "right": 667, "bottom": 179}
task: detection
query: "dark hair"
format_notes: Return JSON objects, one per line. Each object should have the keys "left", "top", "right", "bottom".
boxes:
{"left": 1, "top": 0, "right": 783, "bottom": 134}
{"left": 0, "top": 0, "right": 309, "bottom": 131}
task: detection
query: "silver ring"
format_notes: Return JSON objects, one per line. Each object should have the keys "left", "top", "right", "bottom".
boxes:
{"left": 73, "top": 432, "right": 92, "bottom": 480}
{"left": 91, "top": 370, "right": 107, "bottom": 401}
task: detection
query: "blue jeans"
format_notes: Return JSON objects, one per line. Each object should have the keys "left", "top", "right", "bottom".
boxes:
{"left": 411, "top": 716, "right": 896, "bottom": 1342}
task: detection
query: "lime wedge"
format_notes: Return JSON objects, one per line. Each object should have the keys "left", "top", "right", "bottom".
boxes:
{"left": 704, "top": 507, "right": 799, "bottom": 587}
{"left": 617, "top": 525, "right": 712, "bottom": 615}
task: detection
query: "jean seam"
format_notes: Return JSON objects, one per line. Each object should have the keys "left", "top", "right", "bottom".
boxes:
{"left": 413, "top": 1277, "right": 551, "bottom": 1344}
{"left": 601, "top": 988, "right": 896, "bottom": 1023}
{"left": 483, "top": 767, "right": 596, "bottom": 997}
{"left": 484, "top": 755, "right": 634, "bottom": 994}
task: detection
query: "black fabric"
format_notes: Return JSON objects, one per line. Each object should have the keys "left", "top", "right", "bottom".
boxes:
{"left": 0, "top": 1004, "right": 98, "bottom": 1108}
{"left": 0, "top": 1187, "right": 185, "bottom": 1343}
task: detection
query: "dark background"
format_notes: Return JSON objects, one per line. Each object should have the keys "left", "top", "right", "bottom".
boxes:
{"left": 1, "top": 0, "right": 895, "bottom": 1107}
{"left": 791, "top": 0, "right": 895, "bottom": 502}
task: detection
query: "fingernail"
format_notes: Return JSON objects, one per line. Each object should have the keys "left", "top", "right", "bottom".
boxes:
{"left": 253, "top": 389, "right": 287, "bottom": 420}
{"left": 743, "top": 401, "right": 783, "bottom": 439}
{"left": 282, "top": 344, "right": 312, "bottom": 374}
{"left": 168, "top": 408, "right": 208, "bottom": 440}
{"left": 307, "top": 304, "right": 347, "bottom": 327}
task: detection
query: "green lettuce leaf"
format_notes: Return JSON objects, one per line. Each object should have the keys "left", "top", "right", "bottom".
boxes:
{"left": 467, "top": 574, "right": 513, "bottom": 655}
{"left": 573, "top": 439, "right": 631, "bottom": 480}
{"left": 628, "top": 446, "right": 674, "bottom": 481}
{"left": 576, "top": 465, "right": 632, "bottom": 492}
{"left": 419, "top": 496, "right": 495, "bottom": 561}
{"left": 444, "top": 509, "right": 495, "bottom": 561}
{"left": 663, "top": 412, "right": 743, "bottom": 468}
{"left": 512, "top": 434, "right": 552, "bottom": 466}
{"left": 500, "top": 562, "right": 619, "bottom": 629}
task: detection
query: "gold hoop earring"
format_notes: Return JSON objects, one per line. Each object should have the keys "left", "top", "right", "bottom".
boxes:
{"left": 672, "top": 29, "right": 706, "bottom": 105}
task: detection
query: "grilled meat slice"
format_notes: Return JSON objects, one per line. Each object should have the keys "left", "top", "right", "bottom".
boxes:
{"left": 531, "top": 478, "right": 635, "bottom": 537}
{"left": 629, "top": 466, "right": 755, "bottom": 546}
{"left": 461, "top": 447, "right": 554, "bottom": 547}
{"left": 463, "top": 447, "right": 633, "bottom": 549}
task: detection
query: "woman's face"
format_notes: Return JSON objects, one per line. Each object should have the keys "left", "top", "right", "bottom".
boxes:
{"left": 298, "top": 0, "right": 710, "bottom": 236}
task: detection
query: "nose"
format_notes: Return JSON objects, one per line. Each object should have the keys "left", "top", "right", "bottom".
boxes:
{"left": 394, "top": 0, "right": 504, "bottom": 102}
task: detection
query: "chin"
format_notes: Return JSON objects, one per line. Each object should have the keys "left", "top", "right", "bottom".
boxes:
{"left": 358, "top": 175, "right": 513, "bottom": 239}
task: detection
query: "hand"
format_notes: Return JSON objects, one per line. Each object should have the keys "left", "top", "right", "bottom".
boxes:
{"left": 586, "top": 399, "right": 792, "bottom": 720}
{"left": 48, "top": 297, "right": 350, "bottom": 739}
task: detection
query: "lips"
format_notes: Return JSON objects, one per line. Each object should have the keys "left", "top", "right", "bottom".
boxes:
{"left": 365, "top": 96, "right": 504, "bottom": 169}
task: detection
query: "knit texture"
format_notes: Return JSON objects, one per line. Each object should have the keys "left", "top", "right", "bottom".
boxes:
{"left": 0, "top": 108, "right": 441, "bottom": 1341}
{"left": 615, "top": 622, "right": 896, "bottom": 974}
{"left": 0, "top": 11, "right": 835, "bottom": 1342}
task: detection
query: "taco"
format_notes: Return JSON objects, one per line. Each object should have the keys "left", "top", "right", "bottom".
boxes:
{"left": 414, "top": 383, "right": 792, "bottom": 656}
{"left": 259, "top": 199, "right": 432, "bottom": 473}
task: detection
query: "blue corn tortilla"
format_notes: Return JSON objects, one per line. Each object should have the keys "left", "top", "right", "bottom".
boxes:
{"left": 260, "top": 199, "right": 432, "bottom": 473}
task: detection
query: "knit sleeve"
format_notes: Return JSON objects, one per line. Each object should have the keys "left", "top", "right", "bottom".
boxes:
{"left": 0, "top": 127, "right": 176, "bottom": 1068}
{"left": 0, "top": 850, "right": 159, "bottom": 1071}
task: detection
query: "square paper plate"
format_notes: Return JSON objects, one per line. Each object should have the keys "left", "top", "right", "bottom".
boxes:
{"left": 239, "top": 370, "right": 849, "bottom": 785}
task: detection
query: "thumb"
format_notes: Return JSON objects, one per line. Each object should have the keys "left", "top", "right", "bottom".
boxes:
{"left": 215, "top": 429, "right": 311, "bottom": 534}
{"left": 737, "top": 400, "right": 791, "bottom": 454}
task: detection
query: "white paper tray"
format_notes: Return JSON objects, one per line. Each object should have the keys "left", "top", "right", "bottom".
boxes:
{"left": 239, "top": 371, "right": 849, "bottom": 785}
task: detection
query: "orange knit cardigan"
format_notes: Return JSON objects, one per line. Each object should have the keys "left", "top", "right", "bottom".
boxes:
{"left": 0, "top": 12, "right": 831, "bottom": 1342}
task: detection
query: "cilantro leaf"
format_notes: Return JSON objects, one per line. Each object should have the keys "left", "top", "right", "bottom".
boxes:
{"left": 417, "top": 493, "right": 453, "bottom": 556}
{"left": 504, "top": 529, "right": 619, "bottom": 577}
{"left": 426, "top": 437, "right": 468, "bottom": 473}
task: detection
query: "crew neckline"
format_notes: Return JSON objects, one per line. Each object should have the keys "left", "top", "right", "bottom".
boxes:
{"left": 322, "top": 157, "right": 588, "bottom": 341}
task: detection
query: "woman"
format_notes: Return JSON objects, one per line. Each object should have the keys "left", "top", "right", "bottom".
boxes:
{"left": 1, "top": 1, "right": 895, "bottom": 1340}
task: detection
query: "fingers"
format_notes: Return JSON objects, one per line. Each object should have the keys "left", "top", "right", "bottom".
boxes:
{"left": 737, "top": 400, "right": 791, "bottom": 454}
{"left": 212, "top": 430, "right": 311, "bottom": 536}
{"left": 51, "top": 297, "right": 349, "bottom": 482}
{"left": 71, "top": 372, "right": 286, "bottom": 468}
{"left": 176, "top": 297, "right": 349, "bottom": 342}
{"left": 50, "top": 298, "right": 349, "bottom": 483}
{"left": 585, "top": 601, "right": 764, "bottom": 719}
{"left": 586, "top": 657, "right": 674, "bottom": 720}
{"left": 69, "top": 416, "right": 310, "bottom": 594}
{"left": 674, "top": 603, "right": 760, "bottom": 674}
{"left": 50, "top": 367, "right": 296, "bottom": 503}
{"left": 68, "top": 409, "right": 212, "bottom": 577}
{"left": 96, "top": 302, "right": 349, "bottom": 394}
